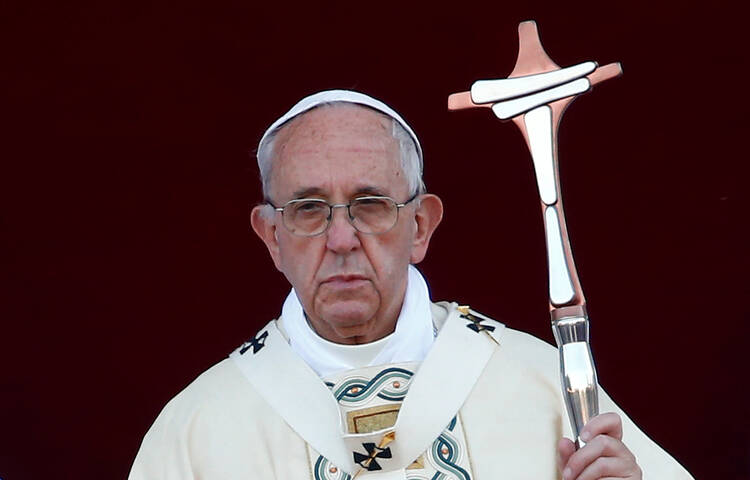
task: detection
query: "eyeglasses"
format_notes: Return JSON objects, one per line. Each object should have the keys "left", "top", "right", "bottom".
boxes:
{"left": 269, "top": 194, "right": 418, "bottom": 237}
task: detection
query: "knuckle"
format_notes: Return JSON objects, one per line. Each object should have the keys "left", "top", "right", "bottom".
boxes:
{"left": 593, "top": 433, "right": 612, "bottom": 450}
{"left": 567, "top": 451, "right": 587, "bottom": 473}
{"left": 592, "top": 434, "right": 619, "bottom": 456}
{"left": 566, "top": 452, "right": 581, "bottom": 471}
{"left": 600, "top": 412, "right": 622, "bottom": 429}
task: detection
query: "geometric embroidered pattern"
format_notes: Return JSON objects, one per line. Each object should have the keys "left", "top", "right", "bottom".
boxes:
{"left": 429, "top": 417, "right": 472, "bottom": 480}
{"left": 327, "top": 367, "right": 414, "bottom": 405}
{"left": 239, "top": 330, "right": 268, "bottom": 355}
{"left": 353, "top": 442, "right": 393, "bottom": 471}
{"left": 313, "top": 456, "right": 351, "bottom": 480}
{"left": 312, "top": 365, "right": 474, "bottom": 479}
{"left": 312, "top": 416, "right": 473, "bottom": 479}
{"left": 461, "top": 312, "right": 495, "bottom": 334}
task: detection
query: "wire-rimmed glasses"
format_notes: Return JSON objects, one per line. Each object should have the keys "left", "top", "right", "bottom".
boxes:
{"left": 269, "top": 195, "right": 418, "bottom": 236}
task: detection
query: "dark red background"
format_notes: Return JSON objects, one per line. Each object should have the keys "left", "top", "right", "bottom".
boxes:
{"left": 2, "top": 1, "right": 748, "bottom": 479}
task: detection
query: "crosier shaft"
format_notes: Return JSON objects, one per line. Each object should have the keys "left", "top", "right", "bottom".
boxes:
{"left": 551, "top": 313, "right": 598, "bottom": 447}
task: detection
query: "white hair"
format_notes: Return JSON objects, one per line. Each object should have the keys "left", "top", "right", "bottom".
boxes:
{"left": 256, "top": 103, "right": 425, "bottom": 201}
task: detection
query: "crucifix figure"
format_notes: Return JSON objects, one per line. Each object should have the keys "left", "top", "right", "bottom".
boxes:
{"left": 448, "top": 20, "right": 622, "bottom": 447}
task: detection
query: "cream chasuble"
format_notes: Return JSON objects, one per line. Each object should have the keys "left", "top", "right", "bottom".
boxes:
{"left": 129, "top": 301, "right": 694, "bottom": 480}
{"left": 229, "top": 301, "right": 503, "bottom": 478}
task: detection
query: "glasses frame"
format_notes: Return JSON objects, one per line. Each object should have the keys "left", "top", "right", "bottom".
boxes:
{"left": 269, "top": 194, "right": 419, "bottom": 237}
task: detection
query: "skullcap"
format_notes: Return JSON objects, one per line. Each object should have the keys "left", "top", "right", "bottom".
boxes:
{"left": 258, "top": 89, "right": 422, "bottom": 163}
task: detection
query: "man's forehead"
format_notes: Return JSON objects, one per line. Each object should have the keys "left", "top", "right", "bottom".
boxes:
{"left": 276, "top": 111, "right": 401, "bottom": 174}
{"left": 270, "top": 109, "right": 407, "bottom": 199}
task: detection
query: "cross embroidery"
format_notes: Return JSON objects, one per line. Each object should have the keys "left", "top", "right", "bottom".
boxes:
{"left": 239, "top": 330, "right": 268, "bottom": 355}
{"left": 353, "top": 442, "right": 392, "bottom": 471}
{"left": 462, "top": 312, "right": 495, "bottom": 334}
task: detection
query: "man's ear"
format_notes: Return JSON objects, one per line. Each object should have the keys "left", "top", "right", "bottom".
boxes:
{"left": 251, "top": 205, "right": 283, "bottom": 271}
{"left": 410, "top": 194, "right": 443, "bottom": 264}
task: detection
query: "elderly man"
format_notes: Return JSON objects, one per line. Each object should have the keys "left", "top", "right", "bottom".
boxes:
{"left": 130, "top": 90, "right": 692, "bottom": 479}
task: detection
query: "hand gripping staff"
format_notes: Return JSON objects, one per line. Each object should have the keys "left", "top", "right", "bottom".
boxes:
{"left": 448, "top": 20, "right": 622, "bottom": 447}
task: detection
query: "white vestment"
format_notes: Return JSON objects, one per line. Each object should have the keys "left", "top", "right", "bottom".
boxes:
{"left": 129, "top": 301, "right": 693, "bottom": 479}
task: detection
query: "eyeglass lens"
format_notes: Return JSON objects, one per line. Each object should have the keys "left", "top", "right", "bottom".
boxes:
{"left": 283, "top": 197, "right": 398, "bottom": 235}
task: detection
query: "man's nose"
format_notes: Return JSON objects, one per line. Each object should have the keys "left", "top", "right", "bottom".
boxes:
{"left": 325, "top": 206, "right": 361, "bottom": 252}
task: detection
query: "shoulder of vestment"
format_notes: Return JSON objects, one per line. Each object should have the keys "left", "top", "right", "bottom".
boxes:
{"left": 433, "top": 300, "right": 561, "bottom": 375}
{"left": 431, "top": 300, "right": 505, "bottom": 345}
{"left": 149, "top": 325, "right": 285, "bottom": 428}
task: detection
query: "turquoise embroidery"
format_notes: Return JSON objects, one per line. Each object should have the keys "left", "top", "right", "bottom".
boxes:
{"left": 331, "top": 367, "right": 414, "bottom": 404}
{"left": 427, "top": 417, "right": 471, "bottom": 480}
{"left": 313, "top": 455, "right": 352, "bottom": 480}
{"left": 315, "top": 369, "right": 472, "bottom": 479}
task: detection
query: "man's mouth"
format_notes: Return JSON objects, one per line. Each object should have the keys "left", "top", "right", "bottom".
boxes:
{"left": 321, "top": 274, "right": 369, "bottom": 289}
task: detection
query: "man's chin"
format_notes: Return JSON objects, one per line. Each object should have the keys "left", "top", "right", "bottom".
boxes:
{"left": 311, "top": 299, "right": 385, "bottom": 343}
{"left": 320, "top": 301, "right": 376, "bottom": 329}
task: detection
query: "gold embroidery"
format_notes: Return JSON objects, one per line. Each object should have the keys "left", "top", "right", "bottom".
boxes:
{"left": 406, "top": 455, "right": 424, "bottom": 470}
{"left": 353, "top": 431, "right": 396, "bottom": 478}
{"left": 346, "top": 404, "right": 401, "bottom": 433}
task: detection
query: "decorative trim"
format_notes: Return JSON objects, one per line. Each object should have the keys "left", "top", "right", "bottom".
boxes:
{"left": 313, "top": 455, "right": 352, "bottom": 480}
{"left": 239, "top": 330, "right": 268, "bottom": 355}
{"left": 429, "top": 418, "right": 471, "bottom": 480}
{"left": 331, "top": 367, "right": 415, "bottom": 405}
{"left": 232, "top": 304, "right": 504, "bottom": 476}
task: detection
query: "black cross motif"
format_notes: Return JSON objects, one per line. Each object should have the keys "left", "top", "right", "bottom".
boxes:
{"left": 239, "top": 330, "right": 268, "bottom": 355}
{"left": 353, "top": 442, "right": 392, "bottom": 471}
{"left": 462, "top": 313, "right": 496, "bottom": 334}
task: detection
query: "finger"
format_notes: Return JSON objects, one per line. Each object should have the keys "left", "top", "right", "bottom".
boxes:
{"left": 563, "top": 434, "right": 635, "bottom": 480}
{"left": 557, "top": 437, "right": 576, "bottom": 473}
{"left": 580, "top": 412, "right": 623, "bottom": 443}
{"left": 576, "top": 455, "right": 642, "bottom": 480}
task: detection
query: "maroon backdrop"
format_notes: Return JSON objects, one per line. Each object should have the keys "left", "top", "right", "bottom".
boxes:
{"left": 2, "top": 1, "right": 748, "bottom": 479}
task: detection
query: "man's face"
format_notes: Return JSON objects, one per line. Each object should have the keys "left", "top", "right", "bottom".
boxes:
{"left": 254, "top": 105, "right": 429, "bottom": 344}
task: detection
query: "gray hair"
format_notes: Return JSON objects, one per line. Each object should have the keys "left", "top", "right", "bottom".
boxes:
{"left": 256, "top": 103, "right": 425, "bottom": 201}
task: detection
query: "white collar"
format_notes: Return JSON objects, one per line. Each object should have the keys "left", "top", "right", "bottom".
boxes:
{"left": 281, "top": 265, "right": 435, "bottom": 378}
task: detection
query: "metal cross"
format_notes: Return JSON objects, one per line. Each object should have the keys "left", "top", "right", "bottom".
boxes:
{"left": 448, "top": 20, "right": 622, "bottom": 448}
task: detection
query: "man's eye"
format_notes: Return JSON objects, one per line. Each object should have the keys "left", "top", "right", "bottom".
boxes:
{"left": 294, "top": 201, "right": 326, "bottom": 213}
